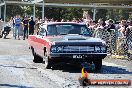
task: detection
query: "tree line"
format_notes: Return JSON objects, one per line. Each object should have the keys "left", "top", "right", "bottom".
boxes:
{"left": 1, "top": 5, "right": 132, "bottom": 22}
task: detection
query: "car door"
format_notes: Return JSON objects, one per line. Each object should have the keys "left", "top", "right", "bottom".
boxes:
{"left": 28, "top": 34, "right": 38, "bottom": 51}
{"left": 35, "top": 26, "right": 47, "bottom": 57}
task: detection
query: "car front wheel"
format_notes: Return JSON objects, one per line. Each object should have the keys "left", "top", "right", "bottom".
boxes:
{"left": 93, "top": 59, "right": 102, "bottom": 71}
{"left": 32, "top": 48, "right": 43, "bottom": 63}
{"left": 33, "top": 54, "right": 43, "bottom": 63}
{"left": 43, "top": 51, "right": 52, "bottom": 69}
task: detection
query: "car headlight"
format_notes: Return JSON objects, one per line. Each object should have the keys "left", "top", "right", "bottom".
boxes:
{"left": 51, "top": 46, "right": 63, "bottom": 53}
{"left": 102, "top": 40, "right": 106, "bottom": 46}
{"left": 51, "top": 46, "right": 57, "bottom": 53}
{"left": 95, "top": 46, "right": 100, "bottom": 53}
{"left": 57, "top": 46, "right": 63, "bottom": 52}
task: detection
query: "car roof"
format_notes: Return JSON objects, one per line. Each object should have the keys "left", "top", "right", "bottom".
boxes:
{"left": 42, "top": 22, "right": 86, "bottom": 26}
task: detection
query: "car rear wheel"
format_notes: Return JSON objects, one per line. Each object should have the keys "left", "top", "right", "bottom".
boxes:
{"left": 93, "top": 59, "right": 102, "bottom": 71}
{"left": 43, "top": 51, "right": 52, "bottom": 69}
{"left": 0, "top": 35, "right": 2, "bottom": 38}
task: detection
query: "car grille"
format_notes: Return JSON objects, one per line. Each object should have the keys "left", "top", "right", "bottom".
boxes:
{"left": 63, "top": 46, "right": 95, "bottom": 53}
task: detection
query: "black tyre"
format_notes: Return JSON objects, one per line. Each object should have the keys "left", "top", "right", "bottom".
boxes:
{"left": 32, "top": 48, "right": 43, "bottom": 63}
{"left": 93, "top": 59, "right": 102, "bottom": 71}
{"left": 31, "top": 47, "right": 35, "bottom": 56}
{"left": 33, "top": 54, "right": 43, "bottom": 63}
{"left": 3, "top": 34, "right": 7, "bottom": 39}
{"left": 43, "top": 51, "right": 52, "bottom": 69}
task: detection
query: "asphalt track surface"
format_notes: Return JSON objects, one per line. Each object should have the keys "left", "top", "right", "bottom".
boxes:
{"left": 0, "top": 36, "right": 132, "bottom": 88}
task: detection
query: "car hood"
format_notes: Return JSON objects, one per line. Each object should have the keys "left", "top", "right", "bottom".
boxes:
{"left": 46, "top": 35, "right": 105, "bottom": 46}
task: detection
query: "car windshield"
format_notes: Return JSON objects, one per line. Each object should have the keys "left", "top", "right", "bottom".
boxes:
{"left": 47, "top": 24, "right": 92, "bottom": 36}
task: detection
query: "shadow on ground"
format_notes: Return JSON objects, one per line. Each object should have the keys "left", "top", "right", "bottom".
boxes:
{"left": 49, "top": 63, "right": 132, "bottom": 74}
{"left": 101, "top": 65, "right": 132, "bottom": 74}
{"left": 0, "top": 84, "right": 32, "bottom": 88}
{"left": 0, "top": 65, "right": 37, "bottom": 70}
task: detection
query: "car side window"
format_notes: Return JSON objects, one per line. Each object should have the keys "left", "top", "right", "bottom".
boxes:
{"left": 47, "top": 25, "right": 59, "bottom": 35}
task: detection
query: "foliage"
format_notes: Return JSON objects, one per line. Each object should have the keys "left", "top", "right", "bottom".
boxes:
{"left": 96, "top": 9, "right": 107, "bottom": 20}
{"left": 2, "top": 5, "right": 132, "bottom": 21}
{"left": 106, "top": 9, "right": 131, "bottom": 21}
{"left": 128, "top": 14, "right": 132, "bottom": 21}
{"left": 6, "top": 5, "right": 24, "bottom": 21}
{"left": 61, "top": 8, "right": 83, "bottom": 20}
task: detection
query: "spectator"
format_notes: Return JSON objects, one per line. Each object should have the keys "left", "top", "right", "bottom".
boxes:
{"left": 125, "top": 21, "right": 132, "bottom": 51}
{"left": 29, "top": 17, "right": 35, "bottom": 35}
{"left": 12, "top": 16, "right": 16, "bottom": 37}
{"left": 0, "top": 18, "right": 3, "bottom": 37}
{"left": 14, "top": 15, "right": 22, "bottom": 40}
{"left": 105, "top": 19, "right": 115, "bottom": 32}
{"left": 23, "top": 16, "right": 29, "bottom": 40}
{"left": 94, "top": 19, "right": 106, "bottom": 38}
{"left": 0, "top": 18, "right": 3, "bottom": 29}
{"left": 96, "top": 18, "right": 106, "bottom": 29}
{"left": 72, "top": 18, "right": 76, "bottom": 22}
{"left": 86, "top": 20, "right": 95, "bottom": 36}
{"left": 61, "top": 19, "right": 65, "bottom": 22}
{"left": 117, "top": 20, "right": 128, "bottom": 37}
{"left": 35, "top": 18, "right": 41, "bottom": 35}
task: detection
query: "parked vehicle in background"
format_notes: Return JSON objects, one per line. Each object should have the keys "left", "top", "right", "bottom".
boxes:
{"left": 28, "top": 22, "right": 107, "bottom": 71}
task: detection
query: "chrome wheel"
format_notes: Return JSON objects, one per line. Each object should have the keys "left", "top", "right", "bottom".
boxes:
{"left": 44, "top": 51, "right": 52, "bottom": 69}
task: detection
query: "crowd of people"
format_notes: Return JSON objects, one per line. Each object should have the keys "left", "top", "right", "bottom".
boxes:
{"left": 9, "top": 15, "right": 35, "bottom": 40}
{"left": 34, "top": 17, "right": 132, "bottom": 56}
{"left": 0, "top": 14, "right": 132, "bottom": 58}
{"left": 6, "top": 15, "right": 132, "bottom": 41}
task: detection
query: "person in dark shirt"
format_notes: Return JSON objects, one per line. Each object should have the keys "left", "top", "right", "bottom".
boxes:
{"left": 23, "top": 16, "right": 29, "bottom": 40}
{"left": 105, "top": 19, "right": 115, "bottom": 32}
{"left": 29, "top": 17, "right": 35, "bottom": 35}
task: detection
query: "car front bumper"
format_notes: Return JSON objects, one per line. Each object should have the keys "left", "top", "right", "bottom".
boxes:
{"left": 49, "top": 53, "right": 107, "bottom": 59}
{"left": 48, "top": 53, "right": 107, "bottom": 63}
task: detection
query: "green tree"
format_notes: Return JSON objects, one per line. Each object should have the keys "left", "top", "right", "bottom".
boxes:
{"left": 128, "top": 13, "right": 132, "bottom": 20}
{"left": 62, "top": 8, "right": 83, "bottom": 20}
{"left": 96, "top": 9, "right": 107, "bottom": 20}
{"left": 5, "top": 4, "right": 132, "bottom": 22}
{"left": 106, "top": 9, "right": 131, "bottom": 21}
{"left": 6, "top": 5, "right": 24, "bottom": 20}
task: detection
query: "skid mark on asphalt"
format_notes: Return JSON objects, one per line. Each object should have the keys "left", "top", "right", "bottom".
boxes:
{"left": 0, "top": 55, "right": 33, "bottom": 60}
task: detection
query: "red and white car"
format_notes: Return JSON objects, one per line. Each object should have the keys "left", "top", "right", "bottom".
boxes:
{"left": 28, "top": 22, "right": 107, "bottom": 70}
